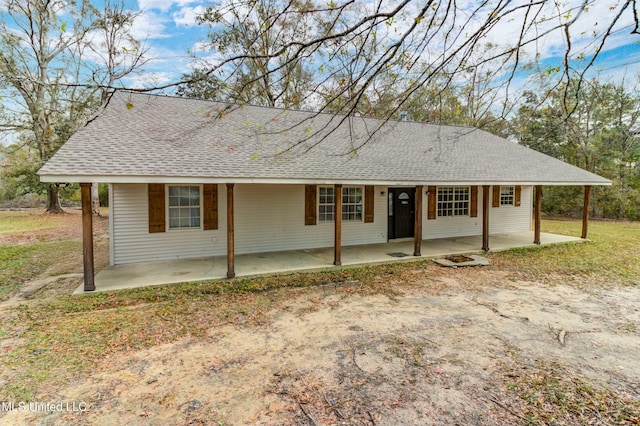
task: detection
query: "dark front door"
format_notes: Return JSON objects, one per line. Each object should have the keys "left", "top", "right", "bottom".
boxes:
{"left": 388, "top": 188, "right": 415, "bottom": 239}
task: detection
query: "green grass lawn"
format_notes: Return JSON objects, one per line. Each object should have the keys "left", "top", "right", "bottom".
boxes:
{"left": 0, "top": 241, "right": 81, "bottom": 301}
{"left": 489, "top": 219, "right": 640, "bottom": 288}
{"left": 0, "top": 211, "right": 64, "bottom": 234}
{"left": 0, "top": 210, "right": 86, "bottom": 301}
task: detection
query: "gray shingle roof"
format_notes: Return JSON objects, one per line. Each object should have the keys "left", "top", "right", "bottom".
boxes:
{"left": 38, "top": 91, "right": 610, "bottom": 186}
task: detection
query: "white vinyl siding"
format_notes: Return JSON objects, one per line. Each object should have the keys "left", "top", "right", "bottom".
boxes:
{"left": 234, "top": 184, "right": 385, "bottom": 254}
{"left": 110, "top": 184, "right": 532, "bottom": 265}
{"left": 111, "top": 183, "right": 387, "bottom": 264}
{"left": 423, "top": 186, "right": 532, "bottom": 239}
{"left": 111, "top": 183, "right": 227, "bottom": 265}
{"left": 489, "top": 186, "right": 533, "bottom": 234}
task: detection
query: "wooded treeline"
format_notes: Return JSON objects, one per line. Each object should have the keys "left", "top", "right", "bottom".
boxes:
{"left": 1, "top": 0, "right": 638, "bottom": 219}
{"left": 512, "top": 81, "right": 640, "bottom": 219}
{"left": 0, "top": 0, "right": 147, "bottom": 212}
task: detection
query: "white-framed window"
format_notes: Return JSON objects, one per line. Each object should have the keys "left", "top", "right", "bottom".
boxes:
{"left": 168, "top": 185, "right": 201, "bottom": 229}
{"left": 500, "top": 186, "right": 515, "bottom": 206}
{"left": 437, "top": 186, "right": 469, "bottom": 217}
{"left": 342, "top": 186, "right": 363, "bottom": 221}
{"left": 318, "top": 186, "right": 335, "bottom": 222}
{"left": 318, "top": 186, "right": 363, "bottom": 222}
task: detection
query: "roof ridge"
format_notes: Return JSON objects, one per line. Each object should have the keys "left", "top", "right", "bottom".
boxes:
{"left": 112, "top": 90, "right": 479, "bottom": 131}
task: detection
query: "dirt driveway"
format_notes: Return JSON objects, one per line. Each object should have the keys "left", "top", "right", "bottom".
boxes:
{"left": 4, "top": 271, "right": 639, "bottom": 425}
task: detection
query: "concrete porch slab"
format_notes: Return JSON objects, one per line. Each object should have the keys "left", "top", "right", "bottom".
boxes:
{"left": 74, "top": 231, "right": 583, "bottom": 294}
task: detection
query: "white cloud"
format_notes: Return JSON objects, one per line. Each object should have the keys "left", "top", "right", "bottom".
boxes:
{"left": 137, "top": 0, "right": 199, "bottom": 13}
{"left": 372, "top": 0, "right": 637, "bottom": 72}
{"left": 172, "top": 5, "right": 205, "bottom": 26}
{"left": 124, "top": 70, "right": 174, "bottom": 88}
{"left": 130, "top": 10, "right": 170, "bottom": 40}
{"left": 469, "top": 0, "right": 637, "bottom": 63}
{"left": 134, "top": 42, "right": 200, "bottom": 82}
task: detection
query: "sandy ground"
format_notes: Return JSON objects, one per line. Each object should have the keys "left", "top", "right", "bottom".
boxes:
{"left": 1, "top": 212, "right": 638, "bottom": 424}
{"left": 3, "top": 272, "right": 639, "bottom": 425}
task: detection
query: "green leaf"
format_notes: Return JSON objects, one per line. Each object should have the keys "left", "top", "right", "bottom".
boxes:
{"left": 126, "top": 102, "right": 134, "bottom": 110}
{"left": 414, "top": 16, "right": 423, "bottom": 24}
{"left": 61, "top": 23, "right": 67, "bottom": 33}
{"left": 545, "top": 66, "right": 561, "bottom": 75}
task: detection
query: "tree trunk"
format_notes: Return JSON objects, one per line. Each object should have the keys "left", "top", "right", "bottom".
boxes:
{"left": 46, "top": 184, "right": 64, "bottom": 214}
{"left": 91, "top": 183, "right": 101, "bottom": 215}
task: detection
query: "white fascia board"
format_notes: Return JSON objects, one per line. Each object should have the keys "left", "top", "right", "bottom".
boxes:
{"left": 39, "top": 174, "right": 612, "bottom": 186}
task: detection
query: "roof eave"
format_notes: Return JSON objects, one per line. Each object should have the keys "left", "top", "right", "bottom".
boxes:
{"left": 38, "top": 174, "right": 613, "bottom": 187}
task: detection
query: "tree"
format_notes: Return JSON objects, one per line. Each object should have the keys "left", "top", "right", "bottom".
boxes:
{"left": 0, "top": 142, "right": 43, "bottom": 203}
{"left": 510, "top": 90, "right": 566, "bottom": 159}
{"left": 398, "top": 61, "right": 511, "bottom": 136}
{"left": 181, "top": 0, "right": 638, "bottom": 143}
{"left": 86, "top": 0, "right": 149, "bottom": 214}
{"left": 0, "top": 0, "right": 91, "bottom": 212}
{"left": 180, "top": 0, "right": 317, "bottom": 108}
{"left": 89, "top": 0, "right": 149, "bottom": 104}
{"left": 176, "top": 68, "right": 227, "bottom": 100}
{"left": 511, "top": 78, "right": 640, "bottom": 219}
{"left": 0, "top": 0, "right": 148, "bottom": 213}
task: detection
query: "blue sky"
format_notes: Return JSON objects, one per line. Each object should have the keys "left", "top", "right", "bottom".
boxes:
{"left": 0, "top": 0, "right": 638, "bottom": 98}
{"left": 124, "top": 0, "right": 640, "bottom": 91}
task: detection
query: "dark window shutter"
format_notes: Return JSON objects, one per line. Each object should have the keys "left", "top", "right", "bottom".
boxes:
{"left": 148, "top": 183, "right": 165, "bottom": 233}
{"left": 305, "top": 185, "right": 317, "bottom": 225}
{"left": 427, "top": 186, "right": 437, "bottom": 220}
{"left": 364, "top": 185, "right": 374, "bottom": 223}
{"left": 492, "top": 185, "right": 501, "bottom": 208}
{"left": 203, "top": 184, "right": 218, "bottom": 230}
{"left": 514, "top": 185, "right": 522, "bottom": 207}
{"left": 470, "top": 186, "right": 478, "bottom": 217}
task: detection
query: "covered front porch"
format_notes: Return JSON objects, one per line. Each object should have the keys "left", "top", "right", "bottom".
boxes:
{"left": 74, "top": 231, "right": 581, "bottom": 294}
